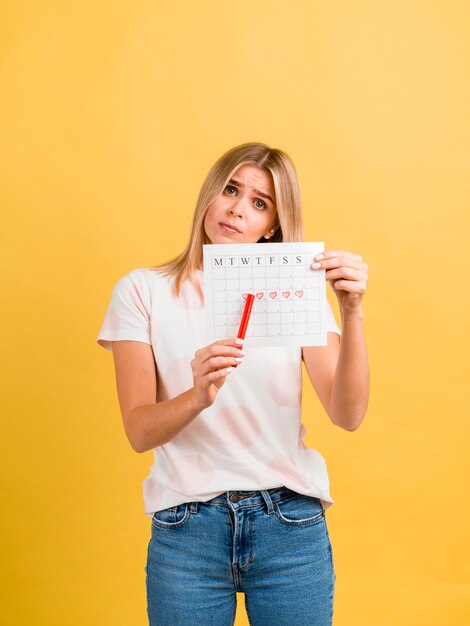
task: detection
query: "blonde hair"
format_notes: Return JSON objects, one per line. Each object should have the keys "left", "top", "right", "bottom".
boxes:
{"left": 150, "top": 142, "right": 303, "bottom": 302}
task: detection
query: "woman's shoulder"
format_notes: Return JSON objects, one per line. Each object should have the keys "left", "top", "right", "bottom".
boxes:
{"left": 130, "top": 267, "right": 202, "bottom": 286}
{"left": 127, "top": 267, "right": 172, "bottom": 284}
{"left": 127, "top": 267, "right": 199, "bottom": 297}
{"left": 111, "top": 268, "right": 173, "bottom": 301}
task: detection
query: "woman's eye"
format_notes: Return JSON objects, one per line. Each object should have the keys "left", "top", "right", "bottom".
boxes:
{"left": 224, "top": 186, "right": 266, "bottom": 209}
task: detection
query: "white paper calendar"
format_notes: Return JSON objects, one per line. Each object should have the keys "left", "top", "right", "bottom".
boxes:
{"left": 203, "top": 242, "right": 328, "bottom": 347}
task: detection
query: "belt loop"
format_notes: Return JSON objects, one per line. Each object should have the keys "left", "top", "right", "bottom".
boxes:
{"left": 260, "top": 489, "right": 275, "bottom": 514}
{"left": 189, "top": 501, "right": 199, "bottom": 514}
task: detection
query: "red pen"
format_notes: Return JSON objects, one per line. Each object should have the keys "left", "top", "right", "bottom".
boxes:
{"left": 233, "top": 292, "right": 255, "bottom": 367}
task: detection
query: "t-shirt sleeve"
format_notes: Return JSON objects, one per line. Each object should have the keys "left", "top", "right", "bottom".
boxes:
{"left": 326, "top": 298, "right": 342, "bottom": 336}
{"left": 96, "top": 269, "right": 152, "bottom": 352}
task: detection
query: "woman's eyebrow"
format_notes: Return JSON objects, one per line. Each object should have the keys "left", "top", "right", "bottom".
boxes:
{"left": 228, "top": 178, "right": 274, "bottom": 204}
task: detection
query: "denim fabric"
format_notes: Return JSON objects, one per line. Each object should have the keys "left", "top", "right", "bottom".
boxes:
{"left": 145, "top": 486, "right": 336, "bottom": 625}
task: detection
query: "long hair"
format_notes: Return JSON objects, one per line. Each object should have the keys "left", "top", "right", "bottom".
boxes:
{"left": 150, "top": 142, "right": 303, "bottom": 302}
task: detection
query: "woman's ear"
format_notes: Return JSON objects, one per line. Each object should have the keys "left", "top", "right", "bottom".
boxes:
{"left": 263, "top": 227, "right": 277, "bottom": 240}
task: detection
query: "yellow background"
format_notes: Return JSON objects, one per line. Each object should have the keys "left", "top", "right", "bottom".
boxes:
{"left": 1, "top": 1, "right": 468, "bottom": 624}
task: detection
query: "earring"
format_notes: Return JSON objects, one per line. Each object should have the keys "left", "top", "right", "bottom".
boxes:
{"left": 264, "top": 228, "right": 275, "bottom": 240}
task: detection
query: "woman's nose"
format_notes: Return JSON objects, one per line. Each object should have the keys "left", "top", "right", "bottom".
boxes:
{"left": 229, "top": 195, "right": 247, "bottom": 214}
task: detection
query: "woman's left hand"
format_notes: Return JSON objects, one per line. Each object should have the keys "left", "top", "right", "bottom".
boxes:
{"left": 311, "top": 249, "right": 368, "bottom": 312}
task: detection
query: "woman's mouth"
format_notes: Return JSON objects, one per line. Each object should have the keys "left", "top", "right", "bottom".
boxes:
{"left": 219, "top": 222, "right": 241, "bottom": 234}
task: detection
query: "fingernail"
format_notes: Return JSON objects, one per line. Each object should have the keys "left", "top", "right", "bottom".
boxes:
{"left": 226, "top": 367, "right": 234, "bottom": 373}
{"left": 235, "top": 338, "right": 244, "bottom": 345}
{"left": 237, "top": 349, "right": 246, "bottom": 356}
{"left": 314, "top": 253, "right": 324, "bottom": 261}
{"left": 311, "top": 262, "right": 321, "bottom": 268}
{"left": 234, "top": 357, "right": 243, "bottom": 363}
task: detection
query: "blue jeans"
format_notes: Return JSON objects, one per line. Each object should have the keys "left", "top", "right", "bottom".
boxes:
{"left": 145, "top": 486, "right": 336, "bottom": 625}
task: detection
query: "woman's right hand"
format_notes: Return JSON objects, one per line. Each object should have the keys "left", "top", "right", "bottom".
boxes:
{"left": 190, "top": 338, "right": 245, "bottom": 410}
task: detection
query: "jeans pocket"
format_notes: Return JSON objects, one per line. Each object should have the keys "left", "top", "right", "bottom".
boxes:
{"left": 151, "top": 502, "right": 191, "bottom": 530}
{"left": 273, "top": 493, "right": 325, "bottom": 527}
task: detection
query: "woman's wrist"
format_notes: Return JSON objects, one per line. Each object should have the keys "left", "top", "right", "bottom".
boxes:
{"left": 188, "top": 387, "right": 210, "bottom": 413}
{"left": 340, "top": 305, "right": 364, "bottom": 323}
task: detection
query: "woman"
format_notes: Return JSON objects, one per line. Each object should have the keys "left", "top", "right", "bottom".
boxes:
{"left": 97, "top": 142, "right": 369, "bottom": 625}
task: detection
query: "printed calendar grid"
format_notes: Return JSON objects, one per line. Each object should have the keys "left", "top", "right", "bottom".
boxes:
{"left": 203, "top": 242, "right": 328, "bottom": 347}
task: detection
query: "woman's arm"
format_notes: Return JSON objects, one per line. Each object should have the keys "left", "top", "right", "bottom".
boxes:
{"left": 303, "top": 249, "right": 370, "bottom": 431}
{"left": 330, "top": 306, "right": 369, "bottom": 429}
{"left": 302, "top": 309, "right": 369, "bottom": 431}
{"left": 112, "top": 341, "right": 205, "bottom": 453}
{"left": 112, "top": 338, "right": 244, "bottom": 453}
{"left": 129, "top": 390, "right": 205, "bottom": 453}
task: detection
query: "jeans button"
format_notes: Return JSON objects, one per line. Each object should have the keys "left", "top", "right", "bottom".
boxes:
{"left": 230, "top": 494, "right": 241, "bottom": 503}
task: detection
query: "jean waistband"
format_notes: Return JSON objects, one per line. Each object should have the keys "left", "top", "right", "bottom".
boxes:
{"left": 188, "top": 485, "right": 299, "bottom": 515}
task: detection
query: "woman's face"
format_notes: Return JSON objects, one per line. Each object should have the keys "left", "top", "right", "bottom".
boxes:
{"left": 203, "top": 164, "right": 278, "bottom": 244}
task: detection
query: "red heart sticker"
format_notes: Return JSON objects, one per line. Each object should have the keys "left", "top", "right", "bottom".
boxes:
{"left": 269, "top": 291, "right": 277, "bottom": 299}
{"left": 295, "top": 290, "right": 304, "bottom": 298}
{"left": 256, "top": 292, "right": 264, "bottom": 300}
{"left": 242, "top": 293, "right": 248, "bottom": 300}
{"left": 282, "top": 291, "right": 291, "bottom": 299}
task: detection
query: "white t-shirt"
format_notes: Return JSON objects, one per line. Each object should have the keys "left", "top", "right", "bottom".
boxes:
{"left": 96, "top": 267, "right": 342, "bottom": 518}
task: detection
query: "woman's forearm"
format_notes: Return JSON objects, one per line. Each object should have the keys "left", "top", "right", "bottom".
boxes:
{"left": 329, "top": 307, "right": 370, "bottom": 431}
{"left": 129, "top": 388, "right": 206, "bottom": 453}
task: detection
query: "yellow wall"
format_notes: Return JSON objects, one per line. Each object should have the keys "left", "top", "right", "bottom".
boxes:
{"left": 1, "top": 1, "right": 468, "bottom": 624}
